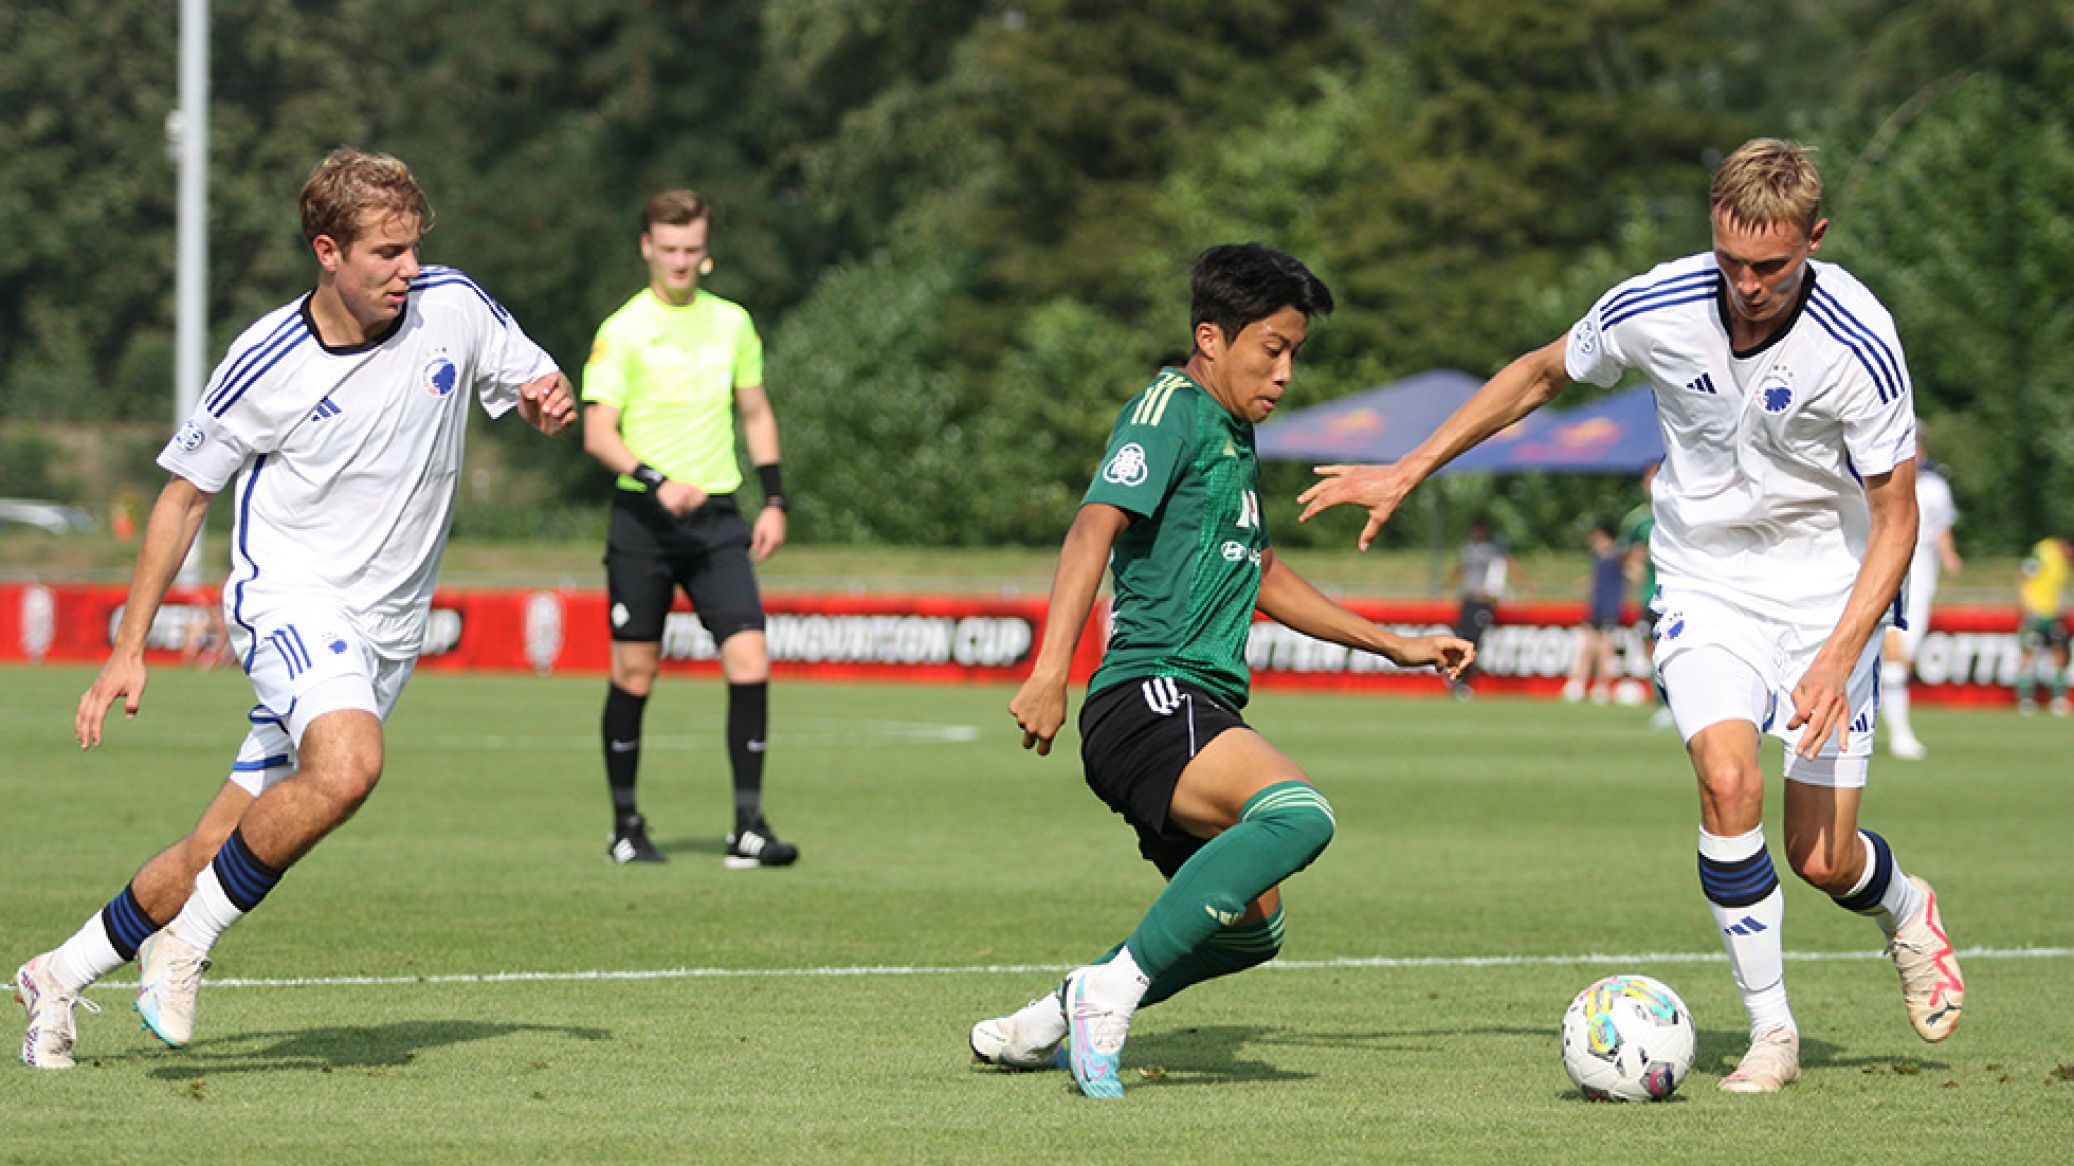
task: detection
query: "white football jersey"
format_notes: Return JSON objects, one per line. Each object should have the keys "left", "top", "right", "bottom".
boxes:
{"left": 1565, "top": 254, "right": 1917, "bottom": 623}
{"left": 160, "top": 267, "right": 556, "bottom": 661}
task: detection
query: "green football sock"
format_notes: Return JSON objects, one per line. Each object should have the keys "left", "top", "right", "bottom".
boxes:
{"left": 1122, "top": 781, "right": 1334, "bottom": 978}
{"left": 1088, "top": 909, "right": 1285, "bottom": 1008}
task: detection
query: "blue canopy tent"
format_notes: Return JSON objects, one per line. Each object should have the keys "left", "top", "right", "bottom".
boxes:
{"left": 1257, "top": 371, "right": 1663, "bottom": 591}
{"left": 1255, "top": 369, "right": 1484, "bottom": 464}
{"left": 1440, "top": 385, "right": 1663, "bottom": 475}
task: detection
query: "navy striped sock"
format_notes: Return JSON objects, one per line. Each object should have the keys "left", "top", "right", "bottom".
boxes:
{"left": 1699, "top": 845, "right": 1779, "bottom": 908}
{"left": 1832, "top": 830, "right": 1894, "bottom": 915}
{"left": 98, "top": 884, "right": 163, "bottom": 962}
{"left": 211, "top": 828, "right": 285, "bottom": 913}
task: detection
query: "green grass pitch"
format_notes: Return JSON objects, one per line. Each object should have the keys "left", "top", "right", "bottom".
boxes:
{"left": 2, "top": 665, "right": 2069, "bottom": 1164}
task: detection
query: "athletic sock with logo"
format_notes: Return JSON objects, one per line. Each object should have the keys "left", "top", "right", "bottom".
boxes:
{"left": 728, "top": 681, "right": 768, "bottom": 830}
{"left": 1699, "top": 826, "right": 1794, "bottom": 1037}
{"left": 48, "top": 883, "right": 164, "bottom": 993}
{"left": 602, "top": 683, "right": 647, "bottom": 822}
{"left": 1120, "top": 782, "right": 1334, "bottom": 984}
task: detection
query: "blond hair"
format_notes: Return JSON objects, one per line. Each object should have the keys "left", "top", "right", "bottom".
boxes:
{"left": 1710, "top": 138, "right": 1822, "bottom": 234}
{"left": 641, "top": 189, "right": 710, "bottom": 233}
{"left": 299, "top": 148, "right": 433, "bottom": 247}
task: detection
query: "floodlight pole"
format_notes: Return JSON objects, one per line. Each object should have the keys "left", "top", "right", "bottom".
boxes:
{"left": 172, "top": 0, "right": 209, "bottom": 584}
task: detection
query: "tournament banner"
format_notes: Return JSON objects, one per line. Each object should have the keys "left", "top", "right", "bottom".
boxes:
{"left": 0, "top": 583, "right": 2044, "bottom": 706}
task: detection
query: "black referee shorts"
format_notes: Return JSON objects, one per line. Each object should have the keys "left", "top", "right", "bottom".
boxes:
{"left": 1079, "top": 675, "right": 1250, "bottom": 878}
{"left": 604, "top": 490, "right": 766, "bottom": 644}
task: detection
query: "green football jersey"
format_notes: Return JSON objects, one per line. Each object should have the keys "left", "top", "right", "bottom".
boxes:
{"left": 1085, "top": 367, "right": 1267, "bottom": 708}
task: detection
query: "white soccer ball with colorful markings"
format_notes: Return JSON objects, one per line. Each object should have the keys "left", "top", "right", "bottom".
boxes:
{"left": 1560, "top": 974, "right": 1696, "bottom": 1101}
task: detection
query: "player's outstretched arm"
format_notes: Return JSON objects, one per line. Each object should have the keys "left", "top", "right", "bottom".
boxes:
{"left": 518, "top": 370, "right": 577, "bottom": 436}
{"left": 1009, "top": 504, "right": 1129, "bottom": 756}
{"left": 1298, "top": 339, "right": 1573, "bottom": 550}
{"left": 1255, "top": 551, "right": 1474, "bottom": 680}
{"left": 1789, "top": 460, "right": 1919, "bottom": 757}
{"left": 77, "top": 476, "right": 215, "bottom": 748}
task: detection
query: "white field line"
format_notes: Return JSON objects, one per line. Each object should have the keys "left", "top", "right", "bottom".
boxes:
{"left": 88, "top": 945, "right": 2071, "bottom": 992}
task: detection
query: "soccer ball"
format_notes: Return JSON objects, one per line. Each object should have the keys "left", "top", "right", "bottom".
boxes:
{"left": 1560, "top": 974, "right": 1696, "bottom": 1101}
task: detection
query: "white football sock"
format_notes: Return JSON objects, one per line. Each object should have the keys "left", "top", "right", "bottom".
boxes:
{"left": 47, "top": 914, "right": 124, "bottom": 995}
{"left": 1880, "top": 660, "right": 1915, "bottom": 741}
{"left": 1699, "top": 826, "right": 1795, "bottom": 1038}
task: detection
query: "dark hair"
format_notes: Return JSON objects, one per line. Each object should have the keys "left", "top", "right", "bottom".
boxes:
{"left": 642, "top": 189, "right": 710, "bottom": 232}
{"left": 1190, "top": 243, "right": 1333, "bottom": 346}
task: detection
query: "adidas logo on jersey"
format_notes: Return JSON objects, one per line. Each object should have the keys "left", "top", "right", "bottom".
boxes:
{"left": 1684, "top": 373, "right": 1718, "bottom": 396}
{"left": 308, "top": 398, "right": 343, "bottom": 422}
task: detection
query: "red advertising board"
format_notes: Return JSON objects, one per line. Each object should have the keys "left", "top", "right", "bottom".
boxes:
{"left": 0, "top": 582, "right": 2046, "bottom": 706}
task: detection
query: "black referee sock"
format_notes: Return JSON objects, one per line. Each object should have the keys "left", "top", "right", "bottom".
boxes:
{"left": 728, "top": 681, "right": 769, "bottom": 829}
{"left": 603, "top": 683, "right": 648, "bottom": 823}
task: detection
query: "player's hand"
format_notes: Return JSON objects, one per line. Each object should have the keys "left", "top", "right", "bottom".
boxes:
{"left": 1391, "top": 634, "right": 1476, "bottom": 681}
{"left": 654, "top": 479, "right": 708, "bottom": 516}
{"left": 1786, "top": 656, "right": 1852, "bottom": 759}
{"left": 519, "top": 372, "right": 577, "bottom": 436}
{"left": 750, "top": 506, "right": 787, "bottom": 563}
{"left": 1009, "top": 676, "right": 1069, "bottom": 756}
{"left": 76, "top": 654, "right": 148, "bottom": 749}
{"left": 1298, "top": 464, "right": 1415, "bottom": 551}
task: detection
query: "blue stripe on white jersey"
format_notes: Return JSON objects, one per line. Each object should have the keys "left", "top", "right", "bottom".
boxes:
{"left": 209, "top": 323, "right": 313, "bottom": 417}
{"left": 414, "top": 266, "right": 511, "bottom": 325}
{"left": 1806, "top": 288, "right": 1905, "bottom": 404}
{"left": 231, "top": 454, "right": 267, "bottom": 670}
{"left": 1602, "top": 267, "right": 1717, "bottom": 321}
{"left": 206, "top": 313, "right": 310, "bottom": 415}
{"left": 1603, "top": 277, "right": 1721, "bottom": 330}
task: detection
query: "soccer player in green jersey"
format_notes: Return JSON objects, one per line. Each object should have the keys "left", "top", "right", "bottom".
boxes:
{"left": 969, "top": 244, "right": 1474, "bottom": 1099}
{"left": 581, "top": 189, "right": 797, "bottom": 868}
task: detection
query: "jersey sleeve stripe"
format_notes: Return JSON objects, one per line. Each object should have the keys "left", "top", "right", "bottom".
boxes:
{"left": 413, "top": 267, "right": 512, "bottom": 324}
{"left": 1602, "top": 269, "right": 1718, "bottom": 318}
{"left": 229, "top": 454, "right": 268, "bottom": 670}
{"left": 1808, "top": 288, "right": 1905, "bottom": 403}
{"left": 1602, "top": 284, "right": 1719, "bottom": 331}
{"left": 205, "top": 316, "right": 307, "bottom": 413}
{"left": 208, "top": 328, "right": 312, "bottom": 417}
{"left": 1805, "top": 298, "right": 1902, "bottom": 404}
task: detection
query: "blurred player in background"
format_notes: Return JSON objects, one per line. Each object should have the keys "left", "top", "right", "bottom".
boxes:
{"left": 1299, "top": 139, "right": 1964, "bottom": 1093}
{"left": 1881, "top": 451, "right": 1962, "bottom": 757}
{"left": 1619, "top": 461, "right": 1675, "bottom": 729}
{"left": 581, "top": 189, "right": 796, "bottom": 868}
{"left": 13, "top": 149, "right": 574, "bottom": 1069}
{"left": 1564, "top": 523, "right": 1625, "bottom": 704}
{"left": 969, "top": 243, "right": 1472, "bottom": 1100}
{"left": 1446, "top": 517, "right": 1515, "bottom": 697}
{"left": 2014, "top": 531, "right": 2071, "bottom": 715}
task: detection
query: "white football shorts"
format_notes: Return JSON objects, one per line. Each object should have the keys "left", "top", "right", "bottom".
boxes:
{"left": 1650, "top": 584, "right": 1882, "bottom": 788}
{"left": 226, "top": 606, "right": 415, "bottom": 796}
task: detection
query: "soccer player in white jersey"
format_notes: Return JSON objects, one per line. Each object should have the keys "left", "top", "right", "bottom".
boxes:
{"left": 1882, "top": 455, "right": 1962, "bottom": 759}
{"left": 1296, "top": 139, "right": 1964, "bottom": 1094}
{"left": 10, "top": 149, "right": 575, "bottom": 1069}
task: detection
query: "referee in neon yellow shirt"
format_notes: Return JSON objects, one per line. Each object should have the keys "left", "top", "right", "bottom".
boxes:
{"left": 582, "top": 189, "right": 798, "bottom": 868}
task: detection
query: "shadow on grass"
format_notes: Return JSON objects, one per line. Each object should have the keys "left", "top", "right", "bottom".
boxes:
{"left": 1128, "top": 1025, "right": 1312, "bottom": 1086}
{"left": 143, "top": 1019, "right": 609, "bottom": 1078}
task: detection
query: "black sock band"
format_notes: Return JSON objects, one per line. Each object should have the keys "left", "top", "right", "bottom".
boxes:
{"left": 728, "top": 681, "right": 768, "bottom": 823}
{"left": 213, "top": 828, "right": 284, "bottom": 913}
{"left": 1833, "top": 829, "right": 1895, "bottom": 915}
{"left": 100, "top": 883, "right": 163, "bottom": 962}
{"left": 603, "top": 684, "right": 648, "bottom": 820}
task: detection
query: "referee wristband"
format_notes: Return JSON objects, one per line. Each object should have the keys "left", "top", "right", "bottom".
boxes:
{"left": 757, "top": 463, "right": 788, "bottom": 512}
{"left": 631, "top": 463, "right": 667, "bottom": 491}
